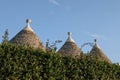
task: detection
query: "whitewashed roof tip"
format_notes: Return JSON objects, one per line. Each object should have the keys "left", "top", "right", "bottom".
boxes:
{"left": 94, "top": 39, "right": 100, "bottom": 48}
{"left": 66, "top": 32, "right": 75, "bottom": 42}
{"left": 23, "top": 19, "right": 34, "bottom": 32}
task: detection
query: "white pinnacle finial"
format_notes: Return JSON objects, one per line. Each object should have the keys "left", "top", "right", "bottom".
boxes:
{"left": 26, "top": 19, "right": 31, "bottom": 26}
{"left": 94, "top": 39, "right": 97, "bottom": 45}
{"left": 23, "top": 19, "right": 34, "bottom": 32}
{"left": 66, "top": 32, "right": 75, "bottom": 42}
{"left": 94, "top": 38, "right": 100, "bottom": 48}
{"left": 68, "top": 32, "right": 72, "bottom": 37}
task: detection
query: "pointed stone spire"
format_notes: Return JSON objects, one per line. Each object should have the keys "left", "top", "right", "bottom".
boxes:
{"left": 58, "top": 32, "right": 81, "bottom": 57}
{"left": 90, "top": 39, "right": 112, "bottom": 63}
{"left": 9, "top": 19, "right": 45, "bottom": 51}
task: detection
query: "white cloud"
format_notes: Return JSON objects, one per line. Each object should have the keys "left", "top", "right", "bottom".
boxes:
{"left": 49, "top": 0, "right": 60, "bottom": 6}
{"left": 84, "top": 31, "right": 107, "bottom": 41}
{"left": 91, "top": 34, "right": 101, "bottom": 40}
{"left": 91, "top": 34, "right": 107, "bottom": 41}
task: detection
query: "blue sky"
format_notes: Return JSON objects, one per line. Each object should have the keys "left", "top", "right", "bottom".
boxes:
{"left": 0, "top": 0, "right": 120, "bottom": 63}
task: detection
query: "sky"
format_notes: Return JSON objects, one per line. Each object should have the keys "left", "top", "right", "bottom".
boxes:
{"left": 0, "top": 0, "right": 120, "bottom": 63}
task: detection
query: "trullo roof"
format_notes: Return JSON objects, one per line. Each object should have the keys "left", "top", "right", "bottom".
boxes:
{"left": 58, "top": 32, "right": 82, "bottom": 57}
{"left": 90, "top": 39, "right": 112, "bottom": 63}
{"left": 9, "top": 19, "right": 45, "bottom": 51}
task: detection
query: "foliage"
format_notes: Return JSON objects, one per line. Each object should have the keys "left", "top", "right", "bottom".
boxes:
{"left": 2, "top": 29, "right": 9, "bottom": 44}
{"left": 46, "top": 39, "right": 62, "bottom": 53}
{"left": 0, "top": 43, "right": 120, "bottom": 80}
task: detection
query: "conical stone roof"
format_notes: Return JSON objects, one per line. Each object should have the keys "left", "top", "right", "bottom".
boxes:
{"left": 58, "top": 32, "right": 82, "bottom": 57}
{"left": 9, "top": 19, "right": 45, "bottom": 51}
{"left": 90, "top": 39, "right": 112, "bottom": 63}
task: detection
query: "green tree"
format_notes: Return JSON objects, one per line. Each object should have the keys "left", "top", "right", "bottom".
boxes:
{"left": 2, "top": 29, "right": 9, "bottom": 44}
